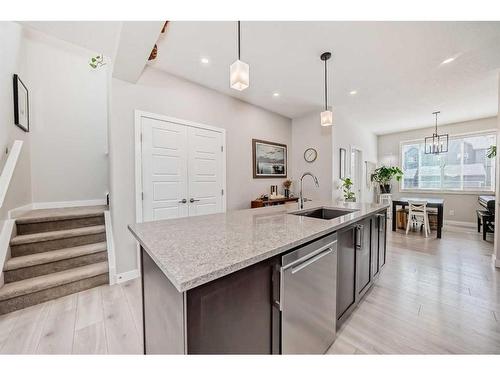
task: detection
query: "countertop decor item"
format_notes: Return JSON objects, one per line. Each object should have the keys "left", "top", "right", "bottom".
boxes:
{"left": 12, "top": 74, "right": 29, "bottom": 132}
{"left": 252, "top": 139, "right": 287, "bottom": 178}
{"left": 283, "top": 179, "right": 292, "bottom": 198}
{"left": 320, "top": 52, "right": 333, "bottom": 126}
{"left": 424, "top": 111, "right": 448, "bottom": 154}
{"left": 371, "top": 166, "right": 403, "bottom": 194}
{"left": 230, "top": 21, "right": 249, "bottom": 91}
{"left": 341, "top": 177, "right": 356, "bottom": 202}
{"left": 304, "top": 148, "right": 318, "bottom": 163}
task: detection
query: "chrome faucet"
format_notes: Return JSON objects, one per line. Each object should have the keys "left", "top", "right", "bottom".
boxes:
{"left": 299, "top": 172, "right": 319, "bottom": 209}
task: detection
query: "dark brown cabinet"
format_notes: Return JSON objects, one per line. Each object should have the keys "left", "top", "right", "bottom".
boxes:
{"left": 337, "top": 210, "right": 387, "bottom": 328}
{"left": 355, "top": 218, "right": 372, "bottom": 299}
{"left": 336, "top": 225, "right": 356, "bottom": 323}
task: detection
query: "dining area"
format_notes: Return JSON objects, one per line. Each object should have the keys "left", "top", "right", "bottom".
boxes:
{"left": 391, "top": 197, "right": 445, "bottom": 238}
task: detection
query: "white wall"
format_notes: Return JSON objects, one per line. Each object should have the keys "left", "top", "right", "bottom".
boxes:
{"left": 332, "top": 113, "right": 379, "bottom": 203}
{"left": 377, "top": 117, "right": 497, "bottom": 224}
{"left": 291, "top": 112, "right": 333, "bottom": 200}
{"left": 0, "top": 22, "right": 32, "bottom": 220}
{"left": 494, "top": 74, "right": 500, "bottom": 268}
{"left": 20, "top": 28, "right": 109, "bottom": 204}
{"left": 110, "top": 67, "right": 292, "bottom": 274}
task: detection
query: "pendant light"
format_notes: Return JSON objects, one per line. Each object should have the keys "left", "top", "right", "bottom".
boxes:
{"left": 320, "top": 52, "right": 333, "bottom": 126}
{"left": 424, "top": 111, "right": 449, "bottom": 154}
{"left": 230, "top": 21, "right": 249, "bottom": 91}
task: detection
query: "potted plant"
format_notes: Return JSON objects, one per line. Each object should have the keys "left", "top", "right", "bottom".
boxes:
{"left": 341, "top": 177, "right": 356, "bottom": 202}
{"left": 283, "top": 179, "right": 292, "bottom": 198}
{"left": 487, "top": 145, "right": 496, "bottom": 159}
{"left": 371, "top": 166, "right": 403, "bottom": 194}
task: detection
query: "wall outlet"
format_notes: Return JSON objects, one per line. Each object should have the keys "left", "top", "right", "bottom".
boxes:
{"left": 449, "top": 210, "right": 455, "bottom": 216}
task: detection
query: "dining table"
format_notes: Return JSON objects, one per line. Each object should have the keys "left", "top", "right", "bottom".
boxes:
{"left": 392, "top": 197, "right": 445, "bottom": 238}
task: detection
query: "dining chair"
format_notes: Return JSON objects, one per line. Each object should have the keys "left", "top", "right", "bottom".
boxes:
{"left": 406, "top": 200, "right": 431, "bottom": 237}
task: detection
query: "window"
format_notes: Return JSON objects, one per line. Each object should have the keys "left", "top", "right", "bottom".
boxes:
{"left": 401, "top": 132, "right": 496, "bottom": 192}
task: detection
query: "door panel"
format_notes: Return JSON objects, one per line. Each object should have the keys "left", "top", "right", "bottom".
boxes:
{"left": 336, "top": 226, "right": 356, "bottom": 322}
{"left": 379, "top": 213, "right": 387, "bottom": 268}
{"left": 355, "top": 218, "right": 372, "bottom": 299}
{"left": 371, "top": 217, "right": 380, "bottom": 278}
{"left": 187, "top": 127, "right": 223, "bottom": 216}
{"left": 142, "top": 117, "right": 188, "bottom": 222}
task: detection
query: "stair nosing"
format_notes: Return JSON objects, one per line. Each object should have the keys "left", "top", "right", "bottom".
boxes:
{"left": 10, "top": 225, "right": 106, "bottom": 246}
{"left": 16, "top": 212, "right": 105, "bottom": 225}
{"left": 0, "top": 262, "right": 109, "bottom": 301}
{"left": 4, "top": 242, "right": 108, "bottom": 271}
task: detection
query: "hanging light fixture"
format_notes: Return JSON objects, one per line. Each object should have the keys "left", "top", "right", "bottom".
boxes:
{"left": 230, "top": 21, "right": 249, "bottom": 91}
{"left": 320, "top": 52, "right": 333, "bottom": 126}
{"left": 424, "top": 111, "right": 449, "bottom": 154}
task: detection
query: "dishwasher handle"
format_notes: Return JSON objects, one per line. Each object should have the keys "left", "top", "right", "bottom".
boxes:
{"left": 291, "top": 247, "right": 333, "bottom": 274}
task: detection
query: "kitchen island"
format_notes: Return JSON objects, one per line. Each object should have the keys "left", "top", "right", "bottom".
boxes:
{"left": 128, "top": 200, "right": 388, "bottom": 354}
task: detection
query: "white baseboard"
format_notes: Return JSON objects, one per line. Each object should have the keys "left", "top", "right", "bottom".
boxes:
{"left": 444, "top": 220, "right": 476, "bottom": 228}
{"left": 32, "top": 199, "right": 107, "bottom": 210}
{"left": 115, "top": 269, "right": 139, "bottom": 284}
{"left": 103, "top": 211, "right": 117, "bottom": 285}
{"left": 8, "top": 203, "right": 33, "bottom": 219}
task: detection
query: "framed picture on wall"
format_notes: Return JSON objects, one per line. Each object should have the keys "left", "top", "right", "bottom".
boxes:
{"left": 252, "top": 139, "right": 287, "bottom": 178}
{"left": 339, "top": 148, "right": 347, "bottom": 179}
{"left": 13, "top": 74, "right": 29, "bottom": 132}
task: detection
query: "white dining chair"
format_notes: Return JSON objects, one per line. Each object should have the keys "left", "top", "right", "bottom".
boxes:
{"left": 406, "top": 200, "right": 431, "bottom": 237}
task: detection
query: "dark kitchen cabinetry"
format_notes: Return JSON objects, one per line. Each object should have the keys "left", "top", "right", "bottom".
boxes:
{"left": 336, "top": 210, "right": 387, "bottom": 328}
{"left": 336, "top": 225, "right": 356, "bottom": 324}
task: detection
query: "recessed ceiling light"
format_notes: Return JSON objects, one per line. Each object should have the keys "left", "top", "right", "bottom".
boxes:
{"left": 272, "top": 92, "right": 280, "bottom": 97}
{"left": 200, "top": 57, "right": 210, "bottom": 64}
{"left": 441, "top": 57, "right": 455, "bottom": 65}
{"left": 349, "top": 90, "right": 357, "bottom": 96}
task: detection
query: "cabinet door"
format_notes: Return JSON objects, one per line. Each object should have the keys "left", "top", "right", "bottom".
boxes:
{"left": 378, "top": 213, "right": 387, "bottom": 268}
{"left": 186, "top": 257, "right": 278, "bottom": 354}
{"left": 371, "top": 216, "right": 380, "bottom": 278}
{"left": 355, "top": 218, "right": 372, "bottom": 299}
{"left": 336, "top": 225, "right": 356, "bottom": 323}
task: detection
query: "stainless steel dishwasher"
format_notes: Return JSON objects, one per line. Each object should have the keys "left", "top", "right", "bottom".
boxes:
{"left": 278, "top": 232, "right": 337, "bottom": 354}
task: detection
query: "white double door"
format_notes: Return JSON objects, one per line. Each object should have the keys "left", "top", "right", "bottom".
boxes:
{"left": 141, "top": 116, "right": 224, "bottom": 222}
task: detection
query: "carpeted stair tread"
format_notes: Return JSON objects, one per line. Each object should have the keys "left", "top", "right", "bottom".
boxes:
{"left": 4, "top": 242, "right": 107, "bottom": 271}
{"left": 0, "top": 262, "right": 109, "bottom": 301}
{"left": 10, "top": 225, "right": 105, "bottom": 246}
{"left": 15, "top": 205, "right": 107, "bottom": 224}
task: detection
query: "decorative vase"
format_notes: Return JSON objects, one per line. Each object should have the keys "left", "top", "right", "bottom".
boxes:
{"left": 345, "top": 198, "right": 356, "bottom": 203}
{"left": 284, "top": 189, "right": 290, "bottom": 198}
{"left": 380, "top": 184, "right": 391, "bottom": 194}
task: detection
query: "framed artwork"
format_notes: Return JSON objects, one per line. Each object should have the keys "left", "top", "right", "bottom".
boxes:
{"left": 13, "top": 74, "right": 29, "bottom": 132}
{"left": 339, "top": 148, "right": 347, "bottom": 179}
{"left": 252, "top": 139, "right": 287, "bottom": 178}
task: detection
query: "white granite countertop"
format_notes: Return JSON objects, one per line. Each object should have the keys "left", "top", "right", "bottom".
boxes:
{"left": 128, "top": 200, "right": 388, "bottom": 292}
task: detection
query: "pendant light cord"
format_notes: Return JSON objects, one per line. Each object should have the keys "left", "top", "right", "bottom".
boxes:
{"left": 324, "top": 58, "right": 328, "bottom": 111}
{"left": 238, "top": 21, "right": 241, "bottom": 60}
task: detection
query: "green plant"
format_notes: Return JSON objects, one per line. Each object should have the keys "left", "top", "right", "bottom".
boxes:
{"left": 371, "top": 166, "right": 403, "bottom": 185}
{"left": 341, "top": 177, "right": 355, "bottom": 201}
{"left": 89, "top": 55, "right": 106, "bottom": 69}
{"left": 487, "top": 145, "right": 497, "bottom": 159}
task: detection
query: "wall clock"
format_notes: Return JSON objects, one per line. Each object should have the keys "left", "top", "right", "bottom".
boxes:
{"left": 304, "top": 148, "right": 318, "bottom": 163}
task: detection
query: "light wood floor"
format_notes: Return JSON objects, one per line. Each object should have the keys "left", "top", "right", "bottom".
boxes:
{"left": 1, "top": 223, "right": 499, "bottom": 354}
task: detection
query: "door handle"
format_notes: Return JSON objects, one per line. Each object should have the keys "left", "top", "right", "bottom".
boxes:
{"left": 178, "top": 199, "right": 187, "bottom": 204}
{"left": 291, "top": 247, "right": 333, "bottom": 274}
{"left": 355, "top": 224, "right": 363, "bottom": 250}
{"left": 190, "top": 198, "right": 200, "bottom": 203}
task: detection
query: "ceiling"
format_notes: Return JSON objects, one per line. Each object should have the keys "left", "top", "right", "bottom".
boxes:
{"left": 149, "top": 21, "right": 500, "bottom": 134}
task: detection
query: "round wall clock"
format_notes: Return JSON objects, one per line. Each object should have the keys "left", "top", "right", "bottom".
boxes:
{"left": 304, "top": 148, "right": 318, "bottom": 163}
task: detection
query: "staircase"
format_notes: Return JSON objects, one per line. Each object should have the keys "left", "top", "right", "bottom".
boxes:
{"left": 0, "top": 206, "right": 109, "bottom": 315}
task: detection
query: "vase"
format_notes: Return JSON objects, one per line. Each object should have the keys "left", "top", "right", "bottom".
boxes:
{"left": 380, "top": 184, "right": 391, "bottom": 194}
{"left": 284, "top": 189, "right": 290, "bottom": 198}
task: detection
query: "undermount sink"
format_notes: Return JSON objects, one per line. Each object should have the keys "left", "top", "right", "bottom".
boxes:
{"left": 290, "top": 207, "right": 358, "bottom": 220}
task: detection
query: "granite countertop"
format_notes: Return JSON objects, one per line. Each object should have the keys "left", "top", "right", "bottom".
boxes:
{"left": 128, "top": 200, "right": 388, "bottom": 293}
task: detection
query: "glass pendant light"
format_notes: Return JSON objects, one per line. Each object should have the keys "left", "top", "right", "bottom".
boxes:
{"left": 320, "top": 52, "right": 333, "bottom": 126}
{"left": 424, "top": 111, "right": 449, "bottom": 154}
{"left": 230, "top": 21, "right": 249, "bottom": 91}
